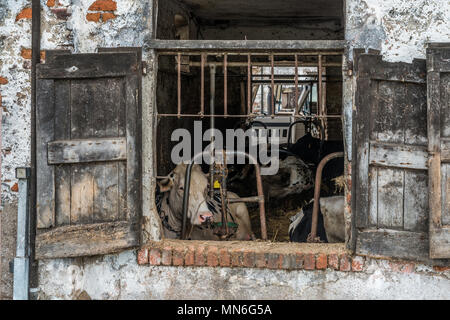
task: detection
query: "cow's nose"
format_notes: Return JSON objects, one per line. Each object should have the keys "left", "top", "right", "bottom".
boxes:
{"left": 199, "top": 212, "right": 213, "bottom": 224}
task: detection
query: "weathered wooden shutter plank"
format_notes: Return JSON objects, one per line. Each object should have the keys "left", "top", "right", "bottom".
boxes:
{"left": 404, "top": 170, "right": 428, "bottom": 232}
{"left": 35, "top": 50, "right": 141, "bottom": 258}
{"left": 125, "top": 74, "right": 140, "bottom": 222}
{"left": 36, "top": 221, "right": 139, "bottom": 259}
{"left": 356, "top": 229, "right": 429, "bottom": 261}
{"left": 54, "top": 79, "right": 72, "bottom": 226}
{"left": 354, "top": 52, "right": 449, "bottom": 264}
{"left": 36, "top": 79, "right": 55, "bottom": 229}
{"left": 37, "top": 53, "right": 138, "bottom": 79}
{"left": 48, "top": 138, "right": 127, "bottom": 164}
{"left": 369, "top": 143, "right": 428, "bottom": 170}
{"left": 354, "top": 76, "right": 374, "bottom": 229}
{"left": 427, "top": 44, "right": 450, "bottom": 259}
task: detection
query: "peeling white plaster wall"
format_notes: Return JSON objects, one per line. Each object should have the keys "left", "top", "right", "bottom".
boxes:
{"left": 346, "top": 0, "right": 450, "bottom": 62}
{"left": 0, "top": 0, "right": 32, "bottom": 203}
{"left": 37, "top": 249, "right": 450, "bottom": 300}
{"left": 0, "top": 0, "right": 152, "bottom": 205}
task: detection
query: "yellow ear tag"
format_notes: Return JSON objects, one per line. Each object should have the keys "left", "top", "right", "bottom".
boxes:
{"left": 214, "top": 180, "right": 221, "bottom": 189}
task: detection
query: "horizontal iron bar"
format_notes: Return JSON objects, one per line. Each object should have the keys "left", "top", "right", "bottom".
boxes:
{"left": 148, "top": 40, "right": 347, "bottom": 51}
{"left": 228, "top": 196, "right": 265, "bottom": 203}
{"left": 187, "top": 62, "right": 342, "bottom": 67}
{"left": 156, "top": 114, "right": 342, "bottom": 119}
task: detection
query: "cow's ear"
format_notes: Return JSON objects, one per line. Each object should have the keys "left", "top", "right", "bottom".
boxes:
{"left": 158, "top": 177, "right": 174, "bottom": 193}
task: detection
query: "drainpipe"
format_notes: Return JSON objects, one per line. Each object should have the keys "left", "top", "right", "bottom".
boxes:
{"left": 28, "top": 0, "right": 41, "bottom": 298}
{"left": 13, "top": 168, "right": 31, "bottom": 300}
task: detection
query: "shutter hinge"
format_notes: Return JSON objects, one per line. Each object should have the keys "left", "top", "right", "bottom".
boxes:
{"left": 142, "top": 61, "right": 148, "bottom": 76}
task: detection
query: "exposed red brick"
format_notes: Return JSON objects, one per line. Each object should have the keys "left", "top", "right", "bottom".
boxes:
{"left": 46, "top": 0, "right": 56, "bottom": 7}
{"left": 255, "top": 252, "right": 266, "bottom": 268}
{"left": 172, "top": 248, "right": 185, "bottom": 266}
{"left": 328, "top": 254, "right": 339, "bottom": 270}
{"left": 243, "top": 251, "right": 256, "bottom": 268}
{"left": 401, "top": 263, "right": 415, "bottom": 273}
{"left": 51, "top": 8, "right": 71, "bottom": 20}
{"left": 389, "top": 261, "right": 415, "bottom": 273}
{"left": 231, "top": 249, "right": 244, "bottom": 267}
{"left": 102, "top": 12, "right": 116, "bottom": 22}
{"left": 0, "top": 77, "right": 8, "bottom": 85}
{"left": 137, "top": 248, "right": 148, "bottom": 265}
{"left": 207, "top": 246, "right": 219, "bottom": 267}
{"left": 219, "top": 248, "right": 230, "bottom": 267}
{"left": 433, "top": 266, "right": 450, "bottom": 272}
{"left": 16, "top": 8, "right": 32, "bottom": 21}
{"left": 195, "top": 245, "right": 206, "bottom": 266}
{"left": 185, "top": 246, "right": 195, "bottom": 266}
{"left": 89, "top": 0, "right": 117, "bottom": 11}
{"left": 161, "top": 247, "right": 172, "bottom": 266}
{"left": 86, "top": 12, "right": 101, "bottom": 22}
{"left": 293, "top": 253, "right": 304, "bottom": 270}
{"left": 316, "top": 253, "right": 327, "bottom": 270}
{"left": 11, "top": 183, "right": 19, "bottom": 192}
{"left": 304, "top": 253, "right": 315, "bottom": 270}
{"left": 281, "top": 254, "right": 295, "bottom": 270}
{"left": 351, "top": 256, "right": 365, "bottom": 272}
{"left": 339, "top": 254, "right": 351, "bottom": 272}
{"left": 149, "top": 248, "right": 161, "bottom": 266}
{"left": 20, "top": 49, "right": 45, "bottom": 61}
{"left": 267, "top": 253, "right": 283, "bottom": 269}
{"left": 21, "top": 48, "right": 32, "bottom": 60}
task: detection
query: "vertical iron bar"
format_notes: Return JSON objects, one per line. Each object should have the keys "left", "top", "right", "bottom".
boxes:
{"left": 177, "top": 53, "right": 181, "bottom": 118}
{"left": 209, "top": 65, "right": 216, "bottom": 198}
{"left": 318, "top": 54, "right": 323, "bottom": 117}
{"left": 200, "top": 53, "right": 205, "bottom": 117}
{"left": 247, "top": 54, "right": 251, "bottom": 114}
{"left": 224, "top": 53, "right": 228, "bottom": 118}
{"left": 271, "top": 54, "right": 275, "bottom": 117}
{"left": 295, "top": 54, "right": 299, "bottom": 114}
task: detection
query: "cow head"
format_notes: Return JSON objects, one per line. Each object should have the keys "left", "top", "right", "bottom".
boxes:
{"left": 158, "top": 164, "right": 214, "bottom": 226}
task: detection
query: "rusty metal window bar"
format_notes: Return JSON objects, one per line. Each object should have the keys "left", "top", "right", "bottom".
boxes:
{"left": 156, "top": 51, "right": 343, "bottom": 121}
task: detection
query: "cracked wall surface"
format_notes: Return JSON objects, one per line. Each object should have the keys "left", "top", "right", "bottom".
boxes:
{"left": 346, "top": 0, "right": 450, "bottom": 62}
{"left": 37, "top": 249, "right": 450, "bottom": 300}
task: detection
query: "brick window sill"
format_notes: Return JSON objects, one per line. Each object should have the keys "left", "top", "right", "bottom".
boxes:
{"left": 137, "top": 240, "right": 364, "bottom": 272}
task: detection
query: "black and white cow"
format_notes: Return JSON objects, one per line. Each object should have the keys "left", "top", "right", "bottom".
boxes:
{"left": 289, "top": 196, "right": 345, "bottom": 243}
{"left": 288, "top": 132, "right": 345, "bottom": 195}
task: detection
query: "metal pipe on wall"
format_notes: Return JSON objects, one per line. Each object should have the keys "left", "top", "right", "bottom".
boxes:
{"left": 29, "top": 0, "right": 41, "bottom": 298}
{"left": 13, "top": 168, "right": 31, "bottom": 300}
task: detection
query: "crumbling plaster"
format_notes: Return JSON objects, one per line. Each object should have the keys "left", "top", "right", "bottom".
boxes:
{"left": 346, "top": 0, "right": 450, "bottom": 62}
{"left": 37, "top": 249, "right": 450, "bottom": 300}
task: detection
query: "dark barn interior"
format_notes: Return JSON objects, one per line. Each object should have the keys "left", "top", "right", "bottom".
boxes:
{"left": 155, "top": 0, "right": 345, "bottom": 242}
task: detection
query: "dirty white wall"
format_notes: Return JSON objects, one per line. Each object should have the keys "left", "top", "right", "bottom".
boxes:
{"left": 1, "top": 0, "right": 450, "bottom": 299}
{"left": 37, "top": 250, "right": 450, "bottom": 300}
{"left": 346, "top": 0, "right": 450, "bottom": 62}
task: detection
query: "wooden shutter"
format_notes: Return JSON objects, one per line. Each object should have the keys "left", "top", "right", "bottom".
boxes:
{"left": 35, "top": 49, "right": 141, "bottom": 259}
{"left": 427, "top": 44, "right": 450, "bottom": 259}
{"left": 353, "top": 52, "right": 433, "bottom": 262}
